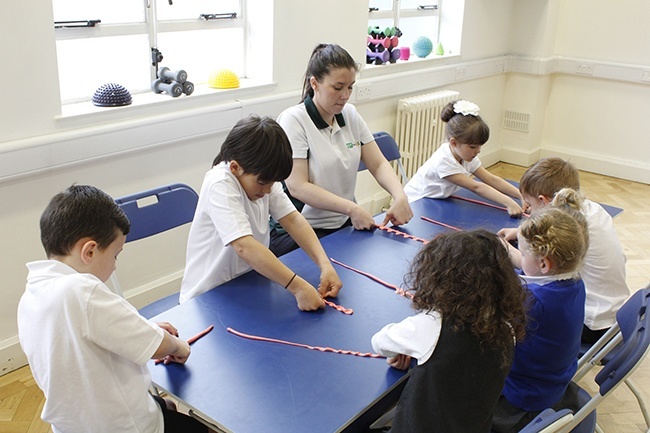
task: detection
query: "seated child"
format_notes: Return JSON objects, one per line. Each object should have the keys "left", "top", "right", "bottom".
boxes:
{"left": 492, "top": 200, "right": 589, "bottom": 433}
{"left": 498, "top": 157, "right": 630, "bottom": 344}
{"left": 17, "top": 185, "right": 208, "bottom": 433}
{"left": 180, "top": 114, "right": 342, "bottom": 310}
{"left": 403, "top": 100, "right": 525, "bottom": 216}
{"left": 371, "top": 230, "right": 527, "bottom": 433}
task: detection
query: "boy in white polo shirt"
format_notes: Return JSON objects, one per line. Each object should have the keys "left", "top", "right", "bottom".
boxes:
{"left": 18, "top": 185, "right": 208, "bottom": 433}
{"left": 180, "top": 115, "right": 342, "bottom": 309}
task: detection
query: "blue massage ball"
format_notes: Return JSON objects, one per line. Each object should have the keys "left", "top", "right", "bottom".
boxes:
{"left": 412, "top": 36, "right": 433, "bottom": 58}
{"left": 92, "top": 83, "right": 132, "bottom": 107}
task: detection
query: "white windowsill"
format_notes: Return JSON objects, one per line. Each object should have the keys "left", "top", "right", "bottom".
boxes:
{"left": 57, "top": 78, "right": 276, "bottom": 128}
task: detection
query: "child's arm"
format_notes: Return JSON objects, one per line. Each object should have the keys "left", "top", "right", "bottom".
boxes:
{"left": 278, "top": 210, "right": 343, "bottom": 298}
{"left": 473, "top": 166, "right": 528, "bottom": 212}
{"left": 498, "top": 227, "right": 519, "bottom": 242}
{"left": 152, "top": 325, "right": 191, "bottom": 365}
{"left": 285, "top": 159, "right": 376, "bottom": 230}
{"left": 371, "top": 312, "right": 441, "bottom": 369}
{"left": 445, "top": 170, "right": 525, "bottom": 217}
{"left": 230, "top": 235, "right": 326, "bottom": 311}
{"left": 361, "top": 141, "right": 414, "bottom": 226}
{"left": 499, "top": 237, "right": 523, "bottom": 269}
{"left": 386, "top": 354, "right": 412, "bottom": 370}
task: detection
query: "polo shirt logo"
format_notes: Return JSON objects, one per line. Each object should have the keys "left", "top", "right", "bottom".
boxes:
{"left": 346, "top": 141, "right": 361, "bottom": 149}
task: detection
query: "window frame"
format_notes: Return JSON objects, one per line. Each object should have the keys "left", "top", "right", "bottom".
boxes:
{"left": 53, "top": 0, "right": 246, "bottom": 104}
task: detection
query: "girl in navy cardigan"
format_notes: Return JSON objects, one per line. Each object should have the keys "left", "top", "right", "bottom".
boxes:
{"left": 493, "top": 191, "right": 589, "bottom": 433}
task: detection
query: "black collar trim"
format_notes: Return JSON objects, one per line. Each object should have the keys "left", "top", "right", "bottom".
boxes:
{"left": 304, "top": 95, "right": 346, "bottom": 129}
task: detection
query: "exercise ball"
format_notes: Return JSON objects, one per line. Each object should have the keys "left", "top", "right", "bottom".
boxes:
{"left": 412, "top": 36, "right": 433, "bottom": 58}
{"left": 208, "top": 69, "right": 240, "bottom": 89}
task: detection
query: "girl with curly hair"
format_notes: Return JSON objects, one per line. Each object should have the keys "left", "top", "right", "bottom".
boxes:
{"left": 371, "top": 229, "right": 527, "bottom": 433}
{"left": 492, "top": 197, "right": 589, "bottom": 433}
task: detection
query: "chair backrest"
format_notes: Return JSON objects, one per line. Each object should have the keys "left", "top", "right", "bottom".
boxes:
{"left": 594, "top": 288, "right": 650, "bottom": 395}
{"left": 115, "top": 183, "right": 199, "bottom": 243}
{"left": 358, "top": 131, "right": 409, "bottom": 184}
{"left": 518, "top": 383, "right": 596, "bottom": 433}
{"left": 518, "top": 408, "right": 574, "bottom": 433}
{"left": 551, "top": 288, "right": 650, "bottom": 432}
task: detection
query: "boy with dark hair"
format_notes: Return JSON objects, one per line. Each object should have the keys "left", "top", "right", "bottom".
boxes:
{"left": 180, "top": 115, "right": 342, "bottom": 308}
{"left": 18, "top": 184, "right": 208, "bottom": 433}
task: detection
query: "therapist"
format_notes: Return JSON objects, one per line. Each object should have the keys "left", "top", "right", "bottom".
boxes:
{"left": 271, "top": 43, "right": 413, "bottom": 256}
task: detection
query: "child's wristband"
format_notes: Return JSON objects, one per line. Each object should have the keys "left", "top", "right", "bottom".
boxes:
{"left": 284, "top": 273, "right": 297, "bottom": 289}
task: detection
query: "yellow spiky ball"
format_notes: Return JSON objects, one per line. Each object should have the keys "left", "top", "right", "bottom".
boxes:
{"left": 208, "top": 69, "right": 240, "bottom": 89}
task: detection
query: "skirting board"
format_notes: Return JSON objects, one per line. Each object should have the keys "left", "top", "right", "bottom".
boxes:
{"left": 501, "top": 144, "right": 650, "bottom": 184}
{"left": 0, "top": 337, "right": 28, "bottom": 376}
{"left": 540, "top": 146, "right": 650, "bottom": 185}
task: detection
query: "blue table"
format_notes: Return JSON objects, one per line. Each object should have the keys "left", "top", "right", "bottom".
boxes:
{"left": 146, "top": 197, "right": 526, "bottom": 433}
{"left": 453, "top": 181, "right": 624, "bottom": 219}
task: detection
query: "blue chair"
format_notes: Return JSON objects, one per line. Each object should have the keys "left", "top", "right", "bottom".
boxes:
{"left": 359, "top": 131, "right": 409, "bottom": 184}
{"left": 518, "top": 409, "right": 574, "bottom": 433}
{"left": 573, "top": 286, "right": 650, "bottom": 432}
{"left": 111, "top": 183, "right": 199, "bottom": 318}
{"left": 520, "top": 287, "right": 650, "bottom": 433}
{"left": 517, "top": 383, "right": 596, "bottom": 433}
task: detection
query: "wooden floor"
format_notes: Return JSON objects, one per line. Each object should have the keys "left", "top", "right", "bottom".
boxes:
{"left": 1, "top": 162, "right": 648, "bottom": 433}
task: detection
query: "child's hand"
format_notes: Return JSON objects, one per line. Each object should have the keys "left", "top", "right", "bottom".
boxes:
{"left": 317, "top": 265, "right": 343, "bottom": 298}
{"left": 287, "top": 276, "right": 325, "bottom": 311}
{"left": 381, "top": 196, "right": 413, "bottom": 227}
{"left": 163, "top": 339, "right": 191, "bottom": 365}
{"left": 386, "top": 354, "right": 411, "bottom": 370}
{"left": 506, "top": 202, "right": 525, "bottom": 218}
{"left": 156, "top": 321, "right": 179, "bottom": 337}
{"left": 497, "top": 227, "right": 518, "bottom": 242}
{"left": 349, "top": 204, "right": 376, "bottom": 230}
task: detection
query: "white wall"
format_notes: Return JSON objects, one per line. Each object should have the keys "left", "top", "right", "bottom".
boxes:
{"left": 1, "top": 0, "right": 649, "bottom": 374}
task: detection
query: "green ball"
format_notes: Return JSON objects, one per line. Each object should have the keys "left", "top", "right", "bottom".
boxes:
{"left": 412, "top": 36, "right": 433, "bottom": 58}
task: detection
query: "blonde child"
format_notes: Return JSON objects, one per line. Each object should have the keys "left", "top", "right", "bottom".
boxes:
{"left": 404, "top": 100, "right": 526, "bottom": 216}
{"left": 498, "top": 157, "right": 630, "bottom": 343}
{"left": 180, "top": 115, "right": 342, "bottom": 310}
{"left": 492, "top": 200, "right": 589, "bottom": 433}
{"left": 371, "top": 230, "right": 527, "bottom": 433}
{"left": 18, "top": 185, "right": 208, "bottom": 433}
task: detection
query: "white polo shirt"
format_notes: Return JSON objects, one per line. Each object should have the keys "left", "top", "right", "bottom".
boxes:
{"left": 180, "top": 162, "right": 296, "bottom": 303}
{"left": 582, "top": 199, "right": 630, "bottom": 330}
{"left": 371, "top": 310, "right": 443, "bottom": 365}
{"left": 277, "top": 95, "right": 375, "bottom": 229}
{"left": 18, "top": 260, "right": 165, "bottom": 433}
{"left": 404, "top": 142, "right": 482, "bottom": 202}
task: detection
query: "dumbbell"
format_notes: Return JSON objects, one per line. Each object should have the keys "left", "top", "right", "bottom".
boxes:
{"left": 366, "top": 48, "right": 390, "bottom": 65}
{"left": 158, "top": 66, "right": 187, "bottom": 84}
{"left": 182, "top": 81, "right": 194, "bottom": 95}
{"left": 389, "top": 48, "right": 401, "bottom": 63}
{"left": 151, "top": 79, "right": 183, "bottom": 97}
{"left": 368, "top": 36, "right": 392, "bottom": 50}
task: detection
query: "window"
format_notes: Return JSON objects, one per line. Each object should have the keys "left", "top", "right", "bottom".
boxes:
{"left": 53, "top": 0, "right": 244, "bottom": 103}
{"left": 368, "top": 0, "right": 463, "bottom": 64}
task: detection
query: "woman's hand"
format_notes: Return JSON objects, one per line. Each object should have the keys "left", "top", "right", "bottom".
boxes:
{"left": 349, "top": 204, "right": 376, "bottom": 230}
{"left": 382, "top": 196, "right": 413, "bottom": 226}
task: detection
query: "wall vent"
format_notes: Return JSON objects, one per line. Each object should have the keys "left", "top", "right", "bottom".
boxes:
{"left": 503, "top": 110, "right": 531, "bottom": 133}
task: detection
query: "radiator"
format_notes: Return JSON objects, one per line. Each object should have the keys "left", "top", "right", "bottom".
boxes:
{"left": 395, "top": 90, "right": 460, "bottom": 180}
